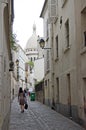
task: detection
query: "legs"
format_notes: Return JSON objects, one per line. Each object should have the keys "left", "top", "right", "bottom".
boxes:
{"left": 20, "top": 105, "right": 24, "bottom": 113}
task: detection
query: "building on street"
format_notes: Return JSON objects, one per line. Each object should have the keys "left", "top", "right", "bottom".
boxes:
{"left": 40, "top": 0, "right": 86, "bottom": 128}
{"left": 0, "top": 0, "right": 14, "bottom": 129}
{"left": 16, "top": 44, "right": 29, "bottom": 90}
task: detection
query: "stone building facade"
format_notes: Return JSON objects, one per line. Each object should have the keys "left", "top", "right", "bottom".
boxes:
{"left": 17, "top": 44, "right": 29, "bottom": 90}
{"left": 0, "top": 0, "right": 14, "bottom": 129}
{"left": 40, "top": 0, "right": 86, "bottom": 127}
{"left": 10, "top": 43, "right": 30, "bottom": 100}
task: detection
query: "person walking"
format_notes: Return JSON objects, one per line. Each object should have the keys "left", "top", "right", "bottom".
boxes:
{"left": 18, "top": 87, "right": 25, "bottom": 113}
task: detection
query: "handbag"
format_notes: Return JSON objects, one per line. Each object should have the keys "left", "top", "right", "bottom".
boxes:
{"left": 24, "top": 103, "right": 28, "bottom": 109}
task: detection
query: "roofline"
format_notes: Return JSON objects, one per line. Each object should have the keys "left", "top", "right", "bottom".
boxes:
{"left": 17, "top": 43, "right": 26, "bottom": 54}
{"left": 40, "top": 0, "right": 48, "bottom": 18}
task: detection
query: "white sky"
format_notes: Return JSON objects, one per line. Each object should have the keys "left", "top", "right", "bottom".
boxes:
{"left": 13, "top": 0, "right": 45, "bottom": 49}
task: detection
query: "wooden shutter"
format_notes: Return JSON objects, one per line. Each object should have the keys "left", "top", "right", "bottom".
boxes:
{"left": 48, "top": 0, "right": 58, "bottom": 24}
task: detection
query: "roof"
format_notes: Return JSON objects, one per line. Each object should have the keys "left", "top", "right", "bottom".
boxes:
{"left": 25, "top": 23, "right": 38, "bottom": 49}
{"left": 40, "top": 0, "right": 48, "bottom": 18}
{"left": 26, "top": 33, "right": 38, "bottom": 49}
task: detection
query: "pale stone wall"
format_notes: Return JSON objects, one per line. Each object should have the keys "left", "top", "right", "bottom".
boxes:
{"left": 74, "top": 0, "right": 86, "bottom": 127}
{"left": 41, "top": 0, "right": 86, "bottom": 127}
{"left": 0, "top": 1, "right": 11, "bottom": 130}
{"left": 34, "top": 58, "right": 44, "bottom": 82}
{"left": 52, "top": 0, "right": 86, "bottom": 126}
{"left": 51, "top": 0, "right": 80, "bottom": 122}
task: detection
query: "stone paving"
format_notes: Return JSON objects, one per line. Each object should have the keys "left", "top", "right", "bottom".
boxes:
{"left": 9, "top": 97, "right": 85, "bottom": 130}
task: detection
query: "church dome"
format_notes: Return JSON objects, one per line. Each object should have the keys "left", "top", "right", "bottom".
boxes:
{"left": 25, "top": 23, "right": 38, "bottom": 49}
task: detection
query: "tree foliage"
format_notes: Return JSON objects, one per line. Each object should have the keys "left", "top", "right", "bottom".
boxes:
{"left": 28, "top": 61, "right": 34, "bottom": 68}
{"left": 10, "top": 33, "right": 18, "bottom": 51}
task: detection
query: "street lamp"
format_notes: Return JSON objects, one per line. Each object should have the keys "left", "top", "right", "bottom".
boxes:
{"left": 39, "top": 38, "right": 51, "bottom": 49}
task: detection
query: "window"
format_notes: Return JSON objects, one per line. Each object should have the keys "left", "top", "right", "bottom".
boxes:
{"left": 48, "top": 0, "right": 58, "bottom": 24}
{"left": 56, "top": 35, "right": 58, "bottom": 57}
{"left": 47, "top": 50, "right": 50, "bottom": 71}
{"left": 56, "top": 78, "right": 59, "bottom": 103}
{"left": 67, "top": 74, "right": 72, "bottom": 117}
{"left": 83, "top": 78, "right": 86, "bottom": 114}
{"left": 81, "top": 12, "right": 86, "bottom": 49}
{"left": 34, "top": 57, "right": 35, "bottom": 61}
{"left": 67, "top": 74, "right": 71, "bottom": 105}
{"left": 65, "top": 19, "right": 69, "bottom": 48}
{"left": 46, "top": 19, "right": 49, "bottom": 40}
{"left": 84, "top": 31, "right": 86, "bottom": 46}
{"left": 31, "top": 57, "right": 32, "bottom": 61}
{"left": 48, "top": 79, "right": 50, "bottom": 99}
{"left": 4, "top": 57, "right": 6, "bottom": 72}
{"left": 45, "top": 80, "right": 47, "bottom": 86}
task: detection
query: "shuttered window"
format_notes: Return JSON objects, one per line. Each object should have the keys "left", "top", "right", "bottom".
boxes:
{"left": 48, "top": 0, "right": 58, "bottom": 23}
{"left": 46, "top": 50, "right": 50, "bottom": 71}
{"left": 65, "top": 19, "right": 69, "bottom": 48}
{"left": 56, "top": 35, "right": 58, "bottom": 57}
{"left": 84, "top": 31, "right": 86, "bottom": 46}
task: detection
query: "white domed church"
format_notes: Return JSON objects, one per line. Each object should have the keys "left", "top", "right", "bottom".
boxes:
{"left": 25, "top": 23, "right": 39, "bottom": 61}
{"left": 25, "top": 23, "right": 44, "bottom": 91}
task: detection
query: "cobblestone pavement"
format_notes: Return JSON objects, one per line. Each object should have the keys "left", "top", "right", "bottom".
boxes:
{"left": 9, "top": 97, "right": 85, "bottom": 130}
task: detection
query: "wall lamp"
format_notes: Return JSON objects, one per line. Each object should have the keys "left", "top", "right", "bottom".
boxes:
{"left": 39, "top": 39, "right": 51, "bottom": 49}
{"left": 16, "top": 59, "right": 19, "bottom": 65}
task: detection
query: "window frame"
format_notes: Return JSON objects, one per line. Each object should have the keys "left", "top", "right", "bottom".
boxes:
{"left": 65, "top": 19, "right": 69, "bottom": 48}
{"left": 56, "top": 35, "right": 59, "bottom": 58}
{"left": 84, "top": 31, "right": 86, "bottom": 47}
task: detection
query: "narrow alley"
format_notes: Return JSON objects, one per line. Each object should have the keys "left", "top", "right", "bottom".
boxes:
{"left": 9, "top": 97, "right": 85, "bottom": 130}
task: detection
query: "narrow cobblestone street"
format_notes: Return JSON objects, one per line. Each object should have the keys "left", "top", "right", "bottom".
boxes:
{"left": 9, "top": 97, "right": 85, "bottom": 130}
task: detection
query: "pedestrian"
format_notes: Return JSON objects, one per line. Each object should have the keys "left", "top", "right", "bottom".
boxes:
{"left": 18, "top": 87, "right": 25, "bottom": 113}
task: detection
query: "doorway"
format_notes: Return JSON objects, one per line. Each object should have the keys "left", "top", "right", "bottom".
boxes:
{"left": 67, "top": 74, "right": 72, "bottom": 117}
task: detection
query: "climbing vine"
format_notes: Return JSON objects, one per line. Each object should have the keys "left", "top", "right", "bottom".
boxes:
{"left": 10, "top": 33, "right": 18, "bottom": 51}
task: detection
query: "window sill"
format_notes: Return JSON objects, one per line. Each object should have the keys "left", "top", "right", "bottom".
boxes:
{"left": 64, "top": 46, "right": 70, "bottom": 53}
{"left": 54, "top": 16, "right": 58, "bottom": 24}
{"left": 80, "top": 46, "right": 86, "bottom": 55}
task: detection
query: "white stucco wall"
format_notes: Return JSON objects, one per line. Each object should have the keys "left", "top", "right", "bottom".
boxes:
{"left": 34, "top": 58, "right": 44, "bottom": 82}
{"left": 17, "top": 45, "right": 28, "bottom": 89}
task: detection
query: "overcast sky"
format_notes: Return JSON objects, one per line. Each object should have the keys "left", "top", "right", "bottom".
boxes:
{"left": 13, "top": 0, "right": 45, "bottom": 49}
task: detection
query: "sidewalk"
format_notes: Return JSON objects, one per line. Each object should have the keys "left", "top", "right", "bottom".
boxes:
{"left": 9, "top": 97, "right": 85, "bottom": 130}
